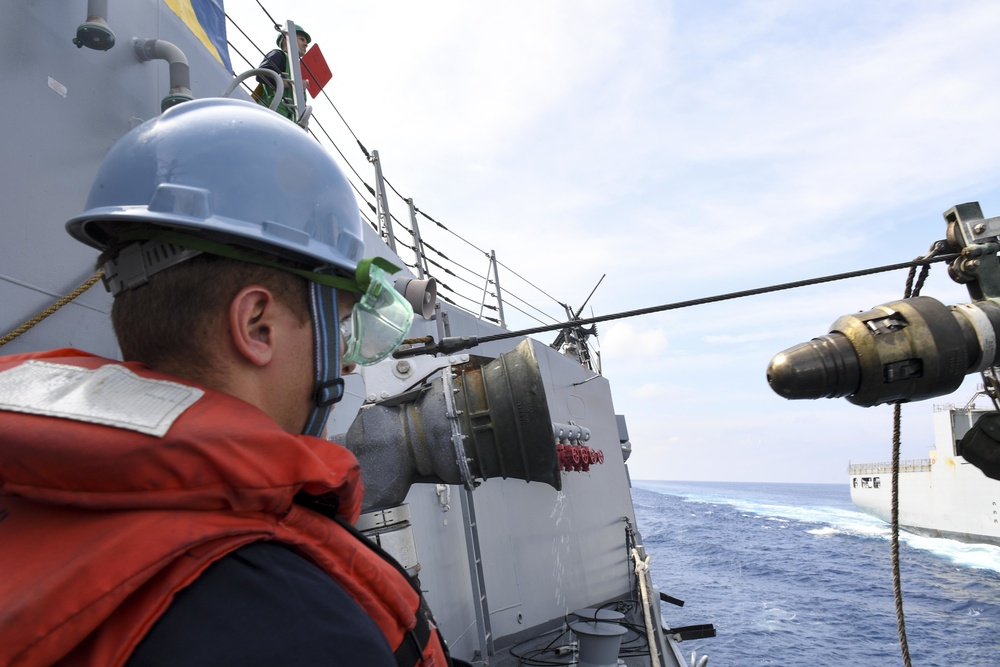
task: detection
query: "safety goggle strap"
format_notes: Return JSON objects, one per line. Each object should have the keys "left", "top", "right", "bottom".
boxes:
{"left": 115, "top": 229, "right": 403, "bottom": 293}
{"left": 302, "top": 282, "right": 344, "bottom": 437}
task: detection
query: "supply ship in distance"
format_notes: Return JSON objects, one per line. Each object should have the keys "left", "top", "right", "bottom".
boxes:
{"left": 848, "top": 392, "right": 1000, "bottom": 546}
{"left": 0, "top": 3, "right": 707, "bottom": 665}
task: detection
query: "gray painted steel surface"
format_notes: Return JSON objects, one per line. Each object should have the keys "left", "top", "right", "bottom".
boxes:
{"left": 1, "top": 4, "right": 689, "bottom": 665}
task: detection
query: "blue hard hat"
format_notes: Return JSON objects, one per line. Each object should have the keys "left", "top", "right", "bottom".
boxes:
{"left": 66, "top": 98, "right": 363, "bottom": 275}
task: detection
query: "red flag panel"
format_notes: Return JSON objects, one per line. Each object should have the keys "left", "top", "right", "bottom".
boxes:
{"left": 300, "top": 44, "right": 332, "bottom": 98}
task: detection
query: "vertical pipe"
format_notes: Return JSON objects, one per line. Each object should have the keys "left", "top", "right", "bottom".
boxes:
{"left": 87, "top": 0, "right": 109, "bottom": 17}
{"left": 132, "top": 39, "right": 193, "bottom": 110}
{"left": 74, "top": 0, "right": 115, "bottom": 50}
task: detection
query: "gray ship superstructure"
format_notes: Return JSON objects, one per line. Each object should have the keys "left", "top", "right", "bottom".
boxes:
{"left": 0, "top": 3, "right": 707, "bottom": 665}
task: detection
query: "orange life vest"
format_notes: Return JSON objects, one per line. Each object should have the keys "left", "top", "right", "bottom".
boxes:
{"left": 0, "top": 349, "right": 449, "bottom": 667}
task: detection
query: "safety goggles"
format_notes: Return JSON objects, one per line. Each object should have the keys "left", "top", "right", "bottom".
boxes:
{"left": 338, "top": 262, "right": 414, "bottom": 366}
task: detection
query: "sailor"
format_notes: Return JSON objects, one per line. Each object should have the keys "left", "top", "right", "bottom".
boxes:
{"left": 0, "top": 99, "right": 453, "bottom": 667}
{"left": 253, "top": 23, "right": 311, "bottom": 120}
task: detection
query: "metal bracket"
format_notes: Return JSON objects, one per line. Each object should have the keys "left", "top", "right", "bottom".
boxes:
{"left": 944, "top": 202, "right": 1000, "bottom": 301}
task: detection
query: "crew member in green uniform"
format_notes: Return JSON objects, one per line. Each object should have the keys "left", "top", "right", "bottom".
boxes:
{"left": 253, "top": 24, "right": 310, "bottom": 120}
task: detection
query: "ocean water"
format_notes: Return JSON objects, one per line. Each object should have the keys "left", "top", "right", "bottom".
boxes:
{"left": 631, "top": 480, "right": 1000, "bottom": 666}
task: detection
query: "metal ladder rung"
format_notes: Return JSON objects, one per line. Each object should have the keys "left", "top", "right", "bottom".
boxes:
{"left": 461, "top": 486, "right": 494, "bottom": 661}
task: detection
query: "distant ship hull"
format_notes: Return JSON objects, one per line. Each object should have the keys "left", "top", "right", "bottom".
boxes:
{"left": 849, "top": 401, "right": 1000, "bottom": 546}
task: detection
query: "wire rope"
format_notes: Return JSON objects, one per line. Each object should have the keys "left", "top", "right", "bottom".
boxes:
{"left": 495, "top": 257, "right": 566, "bottom": 309}
{"left": 252, "top": 0, "right": 282, "bottom": 31}
{"left": 224, "top": 13, "right": 268, "bottom": 59}
{"left": 470, "top": 253, "right": 959, "bottom": 346}
{"left": 417, "top": 208, "right": 490, "bottom": 256}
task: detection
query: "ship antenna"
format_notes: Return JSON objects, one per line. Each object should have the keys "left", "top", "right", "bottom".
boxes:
{"left": 550, "top": 274, "right": 605, "bottom": 356}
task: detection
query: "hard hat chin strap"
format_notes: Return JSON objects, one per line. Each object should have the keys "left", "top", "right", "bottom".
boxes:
{"left": 302, "top": 281, "right": 344, "bottom": 437}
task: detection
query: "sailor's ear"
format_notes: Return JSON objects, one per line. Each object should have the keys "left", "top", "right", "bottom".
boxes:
{"left": 228, "top": 285, "right": 277, "bottom": 367}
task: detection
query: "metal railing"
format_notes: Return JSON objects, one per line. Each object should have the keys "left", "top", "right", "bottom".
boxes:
{"left": 847, "top": 459, "right": 932, "bottom": 475}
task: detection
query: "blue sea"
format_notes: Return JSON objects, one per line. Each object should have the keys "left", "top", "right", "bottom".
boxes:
{"left": 631, "top": 481, "right": 1000, "bottom": 665}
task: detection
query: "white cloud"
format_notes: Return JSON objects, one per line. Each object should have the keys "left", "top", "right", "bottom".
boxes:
{"left": 222, "top": 1, "right": 1000, "bottom": 482}
{"left": 632, "top": 383, "right": 671, "bottom": 400}
{"left": 704, "top": 331, "right": 786, "bottom": 345}
{"left": 600, "top": 321, "right": 669, "bottom": 358}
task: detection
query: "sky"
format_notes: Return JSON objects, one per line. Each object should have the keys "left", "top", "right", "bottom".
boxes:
{"left": 223, "top": 0, "right": 1000, "bottom": 483}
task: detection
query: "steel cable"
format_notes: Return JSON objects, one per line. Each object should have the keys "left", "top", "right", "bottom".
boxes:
{"left": 473, "top": 253, "right": 959, "bottom": 346}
